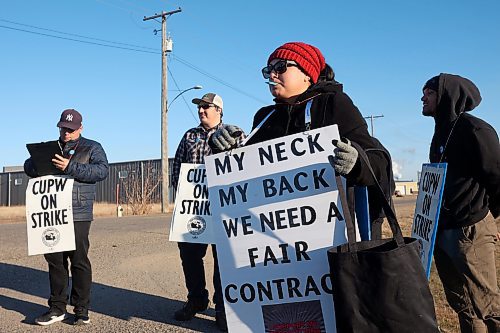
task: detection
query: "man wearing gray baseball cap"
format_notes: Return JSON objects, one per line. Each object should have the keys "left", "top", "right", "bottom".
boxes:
{"left": 171, "top": 93, "right": 245, "bottom": 331}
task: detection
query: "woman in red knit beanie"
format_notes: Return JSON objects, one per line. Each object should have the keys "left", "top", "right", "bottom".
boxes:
{"left": 244, "top": 41, "right": 391, "bottom": 192}
{"left": 207, "top": 41, "right": 397, "bottom": 332}
{"left": 210, "top": 40, "right": 393, "bottom": 239}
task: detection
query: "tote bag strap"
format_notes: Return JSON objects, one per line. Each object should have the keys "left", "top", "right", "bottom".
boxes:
{"left": 243, "top": 99, "right": 314, "bottom": 146}
{"left": 333, "top": 148, "right": 405, "bottom": 247}
{"left": 241, "top": 109, "right": 275, "bottom": 146}
{"left": 334, "top": 174, "right": 357, "bottom": 251}
{"left": 353, "top": 143, "right": 405, "bottom": 246}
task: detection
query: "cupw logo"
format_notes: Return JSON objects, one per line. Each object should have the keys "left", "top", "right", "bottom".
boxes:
{"left": 66, "top": 114, "right": 74, "bottom": 122}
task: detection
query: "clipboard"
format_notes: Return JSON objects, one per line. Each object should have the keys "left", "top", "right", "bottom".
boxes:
{"left": 26, "top": 140, "right": 64, "bottom": 176}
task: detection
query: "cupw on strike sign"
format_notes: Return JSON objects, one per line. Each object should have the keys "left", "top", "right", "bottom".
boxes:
{"left": 26, "top": 175, "right": 75, "bottom": 256}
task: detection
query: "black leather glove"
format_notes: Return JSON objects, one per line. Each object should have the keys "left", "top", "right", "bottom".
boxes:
{"left": 210, "top": 125, "right": 242, "bottom": 151}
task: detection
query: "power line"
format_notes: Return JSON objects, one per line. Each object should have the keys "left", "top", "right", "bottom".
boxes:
{"left": 1, "top": 19, "right": 267, "bottom": 105}
{"left": 0, "top": 24, "right": 160, "bottom": 54}
{"left": 172, "top": 54, "right": 268, "bottom": 105}
{"left": 167, "top": 67, "right": 199, "bottom": 123}
{"left": 0, "top": 18, "right": 158, "bottom": 51}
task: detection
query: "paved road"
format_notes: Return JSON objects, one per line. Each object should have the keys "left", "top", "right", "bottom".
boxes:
{"left": 0, "top": 214, "right": 221, "bottom": 333}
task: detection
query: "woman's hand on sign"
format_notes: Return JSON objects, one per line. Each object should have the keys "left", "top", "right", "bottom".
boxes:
{"left": 52, "top": 154, "right": 69, "bottom": 171}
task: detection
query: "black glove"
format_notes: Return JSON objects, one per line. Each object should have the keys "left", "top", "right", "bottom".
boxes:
{"left": 210, "top": 125, "right": 242, "bottom": 151}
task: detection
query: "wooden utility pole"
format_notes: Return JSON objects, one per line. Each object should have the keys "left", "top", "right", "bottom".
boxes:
{"left": 143, "top": 8, "right": 181, "bottom": 213}
{"left": 364, "top": 114, "right": 384, "bottom": 137}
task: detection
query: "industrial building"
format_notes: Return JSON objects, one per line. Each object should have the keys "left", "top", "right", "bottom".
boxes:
{"left": 0, "top": 159, "right": 171, "bottom": 207}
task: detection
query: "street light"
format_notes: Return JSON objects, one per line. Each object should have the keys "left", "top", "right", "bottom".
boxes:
{"left": 161, "top": 85, "right": 202, "bottom": 214}
{"left": 168, "top": 85, "right": 203, "bottom": 109}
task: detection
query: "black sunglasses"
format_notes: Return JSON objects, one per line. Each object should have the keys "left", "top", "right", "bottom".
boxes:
{"left": 198, "top": 103, "right": 216, "bottom": 110}
{"left": 59, "top": 127, "right": 77, "bottom": 133}
{"left": 262, "top": 60, "right": 298, "bottom": 79}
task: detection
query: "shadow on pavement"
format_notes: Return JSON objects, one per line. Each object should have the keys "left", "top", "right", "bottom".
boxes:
{"left": 0, "top": 263, "right": 214, "bottom": 329}
{"left": 0, "top": 294, "right": 47, "bottom": 325}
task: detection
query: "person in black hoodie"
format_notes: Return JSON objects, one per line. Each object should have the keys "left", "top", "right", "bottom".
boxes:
{"left": 212, "top": 42, "right": 391, "bottom": 219}
{"left": 421, "top": 74, "right": 500, "bottom": 333}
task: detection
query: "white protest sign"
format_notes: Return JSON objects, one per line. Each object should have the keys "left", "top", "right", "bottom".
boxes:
{"left": 205, "top": 125, "right": 347, "bottom": 333}
{"left": 169, "top": 163, "right": 213, "bottom": 244}
{"left": 411, "top": 163, "right": 447, "bottom": 278}
{"left": 26, "top": 175, "right": 75, "bottom": 256}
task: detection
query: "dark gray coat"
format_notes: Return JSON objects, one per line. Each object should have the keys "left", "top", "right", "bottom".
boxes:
{"left": 24, "top": 136, "right": 109, "bottom": 222}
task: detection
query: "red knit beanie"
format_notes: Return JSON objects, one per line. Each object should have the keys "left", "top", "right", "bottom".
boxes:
{"left": 268, "top": 42, "right": 326, "bottom": 83}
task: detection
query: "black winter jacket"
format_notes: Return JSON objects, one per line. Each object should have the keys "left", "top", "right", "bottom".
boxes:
{"left": 247, "top": 81, "right": 388, "bottom": 188}
{"left": 429, "top": 74, "right": 500, "bottom": 229}
{"left": 24, "top": 136, "right": 109, "bottom": 222}
{"left": 247, "top": 82, "right": 390, "bottom": 220}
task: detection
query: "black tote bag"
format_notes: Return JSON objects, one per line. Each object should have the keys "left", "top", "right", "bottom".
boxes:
{"left": 327, "top": 159, "right": 439, "bottom": 332}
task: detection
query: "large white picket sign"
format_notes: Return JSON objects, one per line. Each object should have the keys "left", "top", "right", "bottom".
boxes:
{"left": 205, "top": 125, "right": 347, "bottom": 333}
{"left": 170, "top": 163, "right": 213, "bottom": 244}
{"left": 26, "top": 175, "right": 75, "bottom": 256}
{"left": 411, "top": 163, "right": 447, "bottom": 278}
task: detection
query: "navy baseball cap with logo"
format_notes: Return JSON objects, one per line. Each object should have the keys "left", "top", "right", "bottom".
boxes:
{"left": 57, "top": 109, "right": 82, "bottom": 130}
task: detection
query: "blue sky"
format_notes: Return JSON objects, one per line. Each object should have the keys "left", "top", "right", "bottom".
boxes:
{"left": 1, "top": 0, "right": 499, "bottom": 180}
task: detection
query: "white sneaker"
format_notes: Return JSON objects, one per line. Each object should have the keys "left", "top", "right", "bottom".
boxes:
{"left": 35, "top": 309, "right": 66, "bottom": 326}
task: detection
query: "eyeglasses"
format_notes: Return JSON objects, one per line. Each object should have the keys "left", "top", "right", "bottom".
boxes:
{"left": 59, "top": 127, "right": 77, "bottom": 133}
{"left": 198, "top": 103, "right": 216, "bottom": 110}
{"left": 262, "top": 60, "right": 298, "bottom": 79}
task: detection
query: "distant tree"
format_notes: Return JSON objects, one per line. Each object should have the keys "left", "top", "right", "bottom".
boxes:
{"left": 122, "top": 161, "right": 161, "bottom": 215}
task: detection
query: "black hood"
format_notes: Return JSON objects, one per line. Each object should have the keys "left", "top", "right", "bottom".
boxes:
{"left": 434, "top": 73, "right": 482, "bottom": 125}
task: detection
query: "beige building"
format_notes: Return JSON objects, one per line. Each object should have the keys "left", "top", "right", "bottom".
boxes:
{"left": 395, "top": 181, "right": 418, "bottom": 196}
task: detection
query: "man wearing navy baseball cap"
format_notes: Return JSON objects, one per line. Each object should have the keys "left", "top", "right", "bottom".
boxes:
{"left": 24, "top": 108, "right": 109, "bottom": 326}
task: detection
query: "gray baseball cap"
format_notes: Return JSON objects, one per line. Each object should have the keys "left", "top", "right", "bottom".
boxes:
{"left": 192, "top": 93, "right": 223, "bottom": 110}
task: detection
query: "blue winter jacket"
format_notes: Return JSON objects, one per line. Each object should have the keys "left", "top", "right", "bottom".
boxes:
{"left": 24, "top": 136, "right": 109, "bottom": 222}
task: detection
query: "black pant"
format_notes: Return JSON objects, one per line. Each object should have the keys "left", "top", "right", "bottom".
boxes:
{"left": 44, "top": 221, "right": 92, "bottom": 313}
{"left": 178, "top": 242, "right": 223, "bottom": 311}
